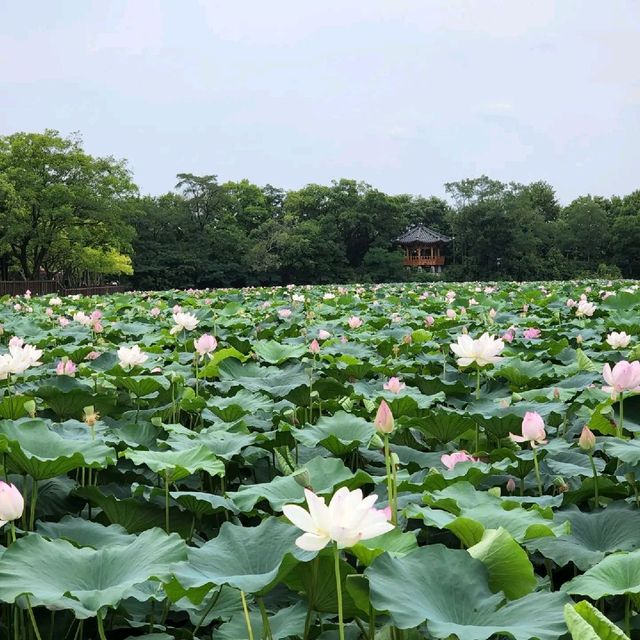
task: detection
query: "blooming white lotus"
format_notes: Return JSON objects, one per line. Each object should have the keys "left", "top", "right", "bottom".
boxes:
{"left": 170, "top": 311, "right": 199, "bottom": 334}
{"left": 576, "top": 300, "right": 596, "bottom": 317}
{"left": 0, "top": 341, "right": 43, "bottom": 379}
{"left": 450, "top": 333, "right": 504, "bottom": 368}
{"left": 606, "top": 331, "right": 631, "bottom": 349}
{"left": 282, "top": 487, "right": 394, "bottom": 551}
{"left": 117, "top": 345, "right": 149, "bottom": 369}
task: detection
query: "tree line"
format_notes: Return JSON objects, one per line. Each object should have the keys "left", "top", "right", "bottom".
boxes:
{"left": 1, "top": 130, "right": 638, "bottom": 289}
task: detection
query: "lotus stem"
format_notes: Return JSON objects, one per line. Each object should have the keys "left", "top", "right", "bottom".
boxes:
{"left": 618, "top": 392, "right": 624, "bottom": 438}
{"left": 164, "top": 470, "right": 170, "bottom": 533}
{"left": 475, "top": 367, "right": 481, "bottom": 399}
{"left": 625, "top": 594, "right": 631, "bottom": 637}
{"left": 96, "top": 610, "right": 107, "bottom": 640}
{"left": 29, "top": 480, "right": 38, "bottom": 530}
{"left": 257, "top": 597, "right": 273, "bottom": 640}
{"left": 25, "top": 595, "right": 43, "bottom": 640}
{"left": 589, "top": 452, "right": 599, "bottom": 507}
{"left": 334, "top": 544, "right": 345, "bottom": 640}
{"left": 532, "top": 448, "right": 543, "bottom": 496}
{"left": 193, "top": 586, "right": 223, "bottom": 637}
{"left": 194, "top": 356, "right": 199, "bottom": 397}
{"left": 240, "top": 590, "right": 254, "bottom": 640}
{"left": 383, "top": 435, "right": 396, "bottom": 525}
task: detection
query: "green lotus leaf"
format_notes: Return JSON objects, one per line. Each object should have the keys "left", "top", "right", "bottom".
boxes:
{"left": 217, "top": 359, "right": 309, "bottom": 397}
{"left": 366, "top": 544, "right": 570, "bottom": 639}
{"left": 228, "top": 455, "right": 373, "bottom": 512}
{"left": 468, "top": 527, "right": 536, "bottom": 599}
{"left": 564, "top": 600, "right": 630, "bottom": 640}
{"left": 171, "top": 518, "right": 314, "bottom": 598}
{"left": 253, "top": 339, "right": 308, "bottom": 364}
{"left": 0, "top": 418, "right": 117, "bottom": 479}
{"left": 216, "top": 601, "right": 308, "bottom": 640}
{"left": 291, "top": 411, "right": 375, "bottom": 455}
{"left": 123, "top": 444, "right": 225, "bottom": 481}
{"left": 115, "top": 375, "right": 171, "bottom": 398}
{"left": 36, "top": 515, "right": 136, "bottom": 548}
{"left": 0, "top": 528, "right": 186, "bottom": 618}
{"left": 563, "top": 549, "right": 640, "bottom": 598}
{"left": 527, "top": 505, "right": 640, "bottom": 570}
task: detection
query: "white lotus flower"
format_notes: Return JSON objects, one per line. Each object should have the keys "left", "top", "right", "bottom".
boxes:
{"left": 606, "top": 331, "right": 631, "bottom": 349}
{"left": 450, "top": 332, "right": 504, "bottom": 368}
{"left": 117, "top": 345, "right": 148, "bottom": 369}
{"left": 576, "top": 300, "right": 596, "bottom": 317}
{"left": 170, "top": 311, "right": 199, "bottom": 334}
{"left": 283, "top": 487, "right": 394, "bottom": 551}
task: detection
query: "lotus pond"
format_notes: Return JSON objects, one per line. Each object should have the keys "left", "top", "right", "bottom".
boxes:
{"left": 0, "top": 281, "right": 640, "bottom": 640}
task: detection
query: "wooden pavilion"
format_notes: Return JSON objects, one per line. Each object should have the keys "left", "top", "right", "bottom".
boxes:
{"left": 395, "top": 225, "right": 452, "bottom": 272}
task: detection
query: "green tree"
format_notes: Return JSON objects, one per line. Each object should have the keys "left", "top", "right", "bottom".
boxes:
{"left": 0, "top": 130, "right": 137, "bottom": 280}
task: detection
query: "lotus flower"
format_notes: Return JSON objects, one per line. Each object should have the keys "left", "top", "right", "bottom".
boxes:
{"left": 523, "top": 328, "right": 541, "bottom": 339}
{"left": 0, "top": 482, "right": 24, "bottom": 527}
{"left": 509, "top": 411, "right": 547, "bottom": 448}
{"left": 602, "top": 361, "right": 640, "bottom": 398}
{"left": 576, "top": 300, "right": 596, "bottom": 317}
{"left": 170, "top": 311, "right": 199, "bottom": 334}
{"left": 117, "top": 345, "right": 148, "bottom": 369}
{"left": 578, "top": 426, "right": 596, "bottom": 451}
{"left": 450, "top": 333, "right": 504, "bottom": 368}
{"left": 309, "top": 339, "right": 320, "bottom": 355}
{"left": 374, "top": 400, "right": 394, "bottom": 433}
{"left": 441, "top": 451, "right": 476, "bottom": 470}
{"left": 282, "top": 487, "right": 394, "bottom": 551}
{"left": 55, "top": 359, "right": 77, "bottom": 376}
{"left": 318, "top": 329, "right": 331, "bottom": 340}
{"left": 348, "top": 316, "right": 363, "bottom": 329}
{"left": 194, "top": 334, "right": 217, "bottom": 358}
{"left": 278, "top": 308, "right": 292, "bottom": 319}
{"left": 383, "top": 377, "right": 405, "bottom": 394}
{"left": 606, "top": 332, "right": 631, "bottom": 349}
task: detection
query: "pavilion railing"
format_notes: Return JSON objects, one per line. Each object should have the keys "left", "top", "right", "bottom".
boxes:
{"left": 0, "top": 281, "right": 128, "bottom": 297}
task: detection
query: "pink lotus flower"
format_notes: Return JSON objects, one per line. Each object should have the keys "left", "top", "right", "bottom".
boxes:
{"left": 506, "top": 478, "right": 516, "bottom": 493}
{"left": 150, "top": 307, "right": 161, "bottom": 318}
{"left": 446, "top": 309, "right": 456, "bottom": 320}
{"left": 309, "top": 339, "right": 320, "bottom": 355}
{"left": 425, "top": 315, "right": 434, "bottom": 326}
{"left": 502, "top": 330, "right": 514, "bottom": 343}
{"left": 59, "top": 317, "right": 70, "bottom": 327}
{"left": 278, "top": 308, "right": 292, "bottom": 319}
{"left": 194, "top": 334, "right": 217, "bottom": 358}
{"left": 282, "top": 487, "right": 394, "bottom": 551}
{"left": 441, "top": 451, "right": 476, "bottom": 470}
{"left": 85, "top": 351, "right": 100, "bottom": 360}
{"left": 602, "top": 361, "right": 640, "bottom": 398}
{"left": 45, "top": 307, "right": 53, "bottom": 317}
{"left": 523, "top": 328, "right": 541, "bottom": 339}
{"left": 348, "top": 316, "right": 363, "bottom": 329}
{"left": 509, "top": 411, "right": 547, "bottom": 448}
{"left": 55, "top": 359, "right": 77, "bottom": 376}
{"left": 0, "top": 482, "right": 24, "bottom": 526}
{"left": 383, "top": 377, "right": 405, "bottom": 394}
{"left": 374, "top": 400, "right": 394, "bottom": 434}
{"left": 318, "top": 329, "right": 331, "bottom": 340}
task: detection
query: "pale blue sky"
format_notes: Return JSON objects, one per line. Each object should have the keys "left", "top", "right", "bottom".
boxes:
{"left": 1, "top": 1, "right": 638, "bottom": 202}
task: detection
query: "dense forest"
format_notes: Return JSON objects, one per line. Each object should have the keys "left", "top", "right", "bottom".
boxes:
{"left": 1, "top": 130, "right": 639, "bottom": 289}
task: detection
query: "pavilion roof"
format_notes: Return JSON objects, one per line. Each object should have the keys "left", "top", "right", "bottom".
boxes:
{"left": 395, "top": 224, "right": 452, "bottom": 245}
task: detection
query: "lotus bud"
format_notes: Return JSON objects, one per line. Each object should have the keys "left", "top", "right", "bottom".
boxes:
{"left": 309, "top": 339, "right": 320, "bottom": 355}
{"left": 23, "top": 399, "right": 36, "bottom": 418}
{"left": 506, "top": 478, "right": 516, "bottom": 493}
{"left": 374, "top": 400, "right": 394, "bottom": 434}
{"left": 578, "top": 426, "right": 596, "bottom": 451}
{"left": 576, "top": 335, "right": 583, "bottom": 344}
{"left": 553, "top": 387, "right": 560, "bottom": 400}
{"left": 553, "top": 476, "right": 569, "bottom": 492}
{"left": 403, "top": 334, "right": 412, "bottom": 345}
{"left": 292, "top": 468, "right": 311, "bottom": 489}
{"left": 0, "top": 482, "right": 24, "bottom": 523}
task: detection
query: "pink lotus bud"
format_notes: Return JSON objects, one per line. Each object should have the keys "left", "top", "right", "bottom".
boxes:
{"left": 45, "top": 307, "right": 53, "bottom": 317}
{"left": 489, "top": 308, "right": 497, "bottom": 319}
{"left": 578, "top": 426, "right": 596, "bottom": 451}
{"left": 576, "top": 335, "right": 583, "bottom": 344}
{"left": 150, "top": 307, "right": 161, "bottom": 318}
{"left": 172, "top": 305, "right": 182, "bottom": 314}
{"left": 309, "top": 339, "right": 320, "bottom": 354}
{"left": 425, "top": 315, "right": 434, "bottom": 326}
{"left": 506, "top": 478, "right": 516, "bottom": 493}
{"left": 446, "top": 309, "right": 456, "bottom": 319}
{"left": 55, "top": 359, "right": 77, "bottom": 376}
{"left": 93, "top": 322, "right": 103, "bottom": 333}
{"left": 318, "top": 329, "right": 331, "bottom": 340}
{"left": 523, "top": 328, "right": 541, "bottom": 339}
{"left": 502, "top": 331, "right": 514, "bottom": 343}
{"left": 340, "top": 336, "right": 348, "bottom": 344}
{"left": 0, "top": 482, "right": 24, "bottom": 522}
{"left": 348, "top": 316, "right": 363, "bottom": 329}
{"left": 374, "top": 400, "right": 394, "bottom": 434}
{"left": 510, "top": 411, "right": 547, "bottom": 448}
{"left": 90, "top": 310, "right": 102, "bottom": 322}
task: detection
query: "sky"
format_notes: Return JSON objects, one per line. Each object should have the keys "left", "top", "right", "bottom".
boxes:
{"left": 1, "top": 1, "right": 639, "bottom": 202}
